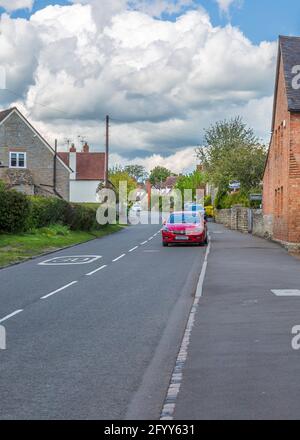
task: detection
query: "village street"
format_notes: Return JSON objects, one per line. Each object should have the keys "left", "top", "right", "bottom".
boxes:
{"left": 1, "top": 220, "right": 300, "bottom": 420}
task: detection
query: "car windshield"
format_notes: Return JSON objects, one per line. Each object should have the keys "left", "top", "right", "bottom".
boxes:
{"left": 168, "top": 213, "right": 199, "bottom": 224}
{"left": 186, "top": 204, "right": 204, "bottom": 211}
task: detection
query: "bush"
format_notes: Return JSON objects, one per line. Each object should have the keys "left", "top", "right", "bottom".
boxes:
{"left": 28, "top": 196, "right": 69, "bottom": 229}
{"left": 204, "top": 195, "right": 212, "bottom": 207}
{"left": 215, "top": 190, "right": 250, "bottom": 209}
{"left": 0, "top": 188, "right": 31, "bottom": 233}
{"left": 64, "top": 204, "right": 99, "bottom": 231}
{"left": 0, "top": 189, "right": 101, "bottom": 234}
{"left": 205, "top": 205, "right": 214, "bottom": 217}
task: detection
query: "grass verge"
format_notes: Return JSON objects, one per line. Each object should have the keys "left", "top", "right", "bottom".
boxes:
{"left": 0, "top": 224, "right": 124, "bottom": 268}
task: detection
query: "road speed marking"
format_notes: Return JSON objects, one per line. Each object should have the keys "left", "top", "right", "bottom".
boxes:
{"left": 39, "top": 256, "right": 102, "bottom": 266}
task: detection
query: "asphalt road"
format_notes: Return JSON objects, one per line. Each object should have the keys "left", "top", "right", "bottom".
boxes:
{"left": 0, "top": 215, "right": 206, "bottom": 420}
{"left": 174, "top": 223, "right": 300, "bottom": 420}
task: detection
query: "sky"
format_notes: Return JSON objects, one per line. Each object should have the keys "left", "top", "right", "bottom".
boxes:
{"left": 0, "top": 0, "right": 299, "bottom": 173}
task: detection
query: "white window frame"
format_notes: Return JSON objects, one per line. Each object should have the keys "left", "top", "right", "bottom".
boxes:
{"left": 9, "top": 152, "right": 27, "bottom": 169}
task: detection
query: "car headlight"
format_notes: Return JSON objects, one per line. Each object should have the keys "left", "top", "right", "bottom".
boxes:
{"left": 193, "top": 227, "right": 203, "bottom": 233}
{"left": 163, "top": 226, "right": 170, "bottom": 232}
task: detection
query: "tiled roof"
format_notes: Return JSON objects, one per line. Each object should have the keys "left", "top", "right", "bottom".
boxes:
{"left": 280, "top": 36, "right": 300, "bottom": 112}
{"left": 58, "top": 152, "right": 105, "bottom": 181}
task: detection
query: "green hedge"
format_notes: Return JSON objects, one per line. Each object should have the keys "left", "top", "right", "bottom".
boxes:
{"left": 215, "top": 190, "right": 250, "bottom": 209}
{"left": 0, "top": 189, "right": 31, "bottom": 233}
{"left": 0, "top": 187, "right": 101, "bottom": 233}
{"left": 28, "top": 196, "right": 70, "bottom": 229}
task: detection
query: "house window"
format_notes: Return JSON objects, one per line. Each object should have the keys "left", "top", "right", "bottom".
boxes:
{"left": 9, "top": 152, "right": 26, "bottom": 169}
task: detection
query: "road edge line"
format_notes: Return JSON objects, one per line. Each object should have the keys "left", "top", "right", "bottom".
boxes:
{"left": 160, "top": 234, "right": 211, "bottom": 420}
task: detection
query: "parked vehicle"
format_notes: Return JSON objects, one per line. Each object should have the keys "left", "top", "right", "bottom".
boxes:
{"left": 162, "top": 211, "right": 208, "bottom": 247}
{"left": 184, "top": 203, "right": 205, "bottom": 214}
{"left": 131, "top": 203, "right": 141, "bottom": 213}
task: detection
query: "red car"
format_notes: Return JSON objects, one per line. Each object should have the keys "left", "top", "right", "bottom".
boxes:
{"left": 162, "top": 211, "right": 208, "bottom": 247}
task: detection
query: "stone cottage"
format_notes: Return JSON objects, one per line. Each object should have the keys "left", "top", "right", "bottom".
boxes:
{"left": 263, "top": 36, "right": 300, "bottom": 248}
{"left": 0, "top": 107, "right": 70, "bottom": 200}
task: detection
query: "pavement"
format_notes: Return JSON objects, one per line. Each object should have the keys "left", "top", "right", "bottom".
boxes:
{"left": 174, "top": 222, "right": 300, "bottom": 420}
{"left": 0, "top": 214, "right": 206, "bottom": 420}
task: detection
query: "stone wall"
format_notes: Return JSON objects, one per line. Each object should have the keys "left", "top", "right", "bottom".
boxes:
{"left": 216, "top": 207, "right": 274, "bottom": 238}
{"left": 0, "top": 111, "right": 70, "bottom": 200}
{"left": 214, "top": 209, "right": 231, "bottom": 228}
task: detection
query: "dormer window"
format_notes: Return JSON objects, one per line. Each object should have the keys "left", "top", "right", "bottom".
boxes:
{"left": 9, "top": 152, "right": 26, "bottom": 169}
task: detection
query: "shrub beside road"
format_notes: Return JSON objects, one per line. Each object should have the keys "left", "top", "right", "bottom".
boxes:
{"left": 0, "top": 185, "right": 123, "bottom": 268}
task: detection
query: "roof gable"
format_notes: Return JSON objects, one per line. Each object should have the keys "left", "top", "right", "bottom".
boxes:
{"left": 0, "top": 107, "right": 71, "bottom": 173}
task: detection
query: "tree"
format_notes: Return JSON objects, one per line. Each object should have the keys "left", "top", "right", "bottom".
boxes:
{"left": 124, "top": 165, "right": 148, "bottom": 183}
{"left": 175, "top": 171, "right": 205, "bottom": 198}
{"left": 97, "top": 166, "right": 137, "bottom": 200}
{"left": 196, "top": 117, "right": 267, "bottom": 192}
{"left": 108, "top": 167, "right": 137, "bottom": 196}
{"left": 149, "top": 166, "right": 172, "bottom": 187}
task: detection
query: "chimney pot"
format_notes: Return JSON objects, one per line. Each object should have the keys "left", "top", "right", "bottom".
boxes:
{"left": 83, "top": 142, "right": 89, "bottom": 153}
{"left": 70, "top": 144, "right": 76, "bottom": 153}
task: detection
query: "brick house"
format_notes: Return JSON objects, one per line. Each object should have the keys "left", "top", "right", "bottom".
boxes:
{"left": 0, "top": 107, "right": 70, "bottom": 200}
{"left": 263, "top": 36, "right": 300, "bottom": 247}
{"left": 58, "top": 143, "right": 105, "bottom": 203}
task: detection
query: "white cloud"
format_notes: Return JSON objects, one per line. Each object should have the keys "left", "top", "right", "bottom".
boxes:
{"left": 109, "top": 147, "right": 198, "bottom": 174}
{"left": 0, "top": 1, "right": 277, "bottom": 173}
{"left": 215, "top": 0, "right": 240, "bottom": 14}
{"left": 0, "top": 0, "right": 33, "bottom": 12}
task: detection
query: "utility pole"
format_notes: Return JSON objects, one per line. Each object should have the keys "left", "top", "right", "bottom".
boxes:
{"left": 53, "top": 139, "right": 57, "bottom": 193}
{"left": 105, "top": 115, "right": 109, "bottom": 187}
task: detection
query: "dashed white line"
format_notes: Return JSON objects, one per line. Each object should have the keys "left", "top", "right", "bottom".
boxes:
{"left": 112, "top": 254, "right": 126, "bottom": 262}
{"left": 41, "top": 281, "right": 78, "bottom": 300}
{"left": 129, "top": 246, "right": 139, "bottom": 253}
{"left": 0, "top": 309, "right": 23, "bottom": 324}
{"left": 86, "top": 265, "right": 108, "bottom": 276}
{"left": 140, "top": 241, "right": 148, "bottom": 245}
{"left": 148, "top": 237, "right": 154, "bottom": 241}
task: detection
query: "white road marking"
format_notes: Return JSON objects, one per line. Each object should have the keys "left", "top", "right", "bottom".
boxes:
{"left": 140, "top": 241, "right": 148, "bottom": 245}
{"left": 129, "top": 246, "right": 138, "bottom": 253}
{"left": 148, "top": 237, "right": 154, "bottom": 241}
{"left": 0, "top": 310, "right": 23, "bottom": 324}
{"left": 86, "top": 265, "right": 108, "bottom": 276}
{"left": 271, "top": 289, "right": 300, "bottom": 297}
{"left": 112, "top": 254, "right": 126, "bottom": 262}
{"left": 41, "top": 281, "right": 78, "bottom": 300}
{"left": 160, "top": 234, "right": 211, "bottom": 421}
{"left": 39, "top": 256, "right": 102, "bottom": 266}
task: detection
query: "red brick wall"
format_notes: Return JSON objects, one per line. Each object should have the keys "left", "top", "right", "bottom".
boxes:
{"left": 287, "top": 113, "right": 300, "bottom": 242}
{"left": 263, "top": 55, "right": 291, "bottom": 242}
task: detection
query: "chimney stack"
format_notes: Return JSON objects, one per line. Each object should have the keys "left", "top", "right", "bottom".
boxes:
{"left": 70, "top": 143, "right": 76, "bottom": 153}
{"left": 83, "top": 142, "right": 89, "bottom": 153}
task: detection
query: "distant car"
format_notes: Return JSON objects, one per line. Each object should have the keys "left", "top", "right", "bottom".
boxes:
{"left": 184, "top": 203, "right": 205, "bottom": 215}
{"left": 162, "top": 211, "right": 208, "bottom": 247}
{"left": 131, "top": 203, "right": 141, "bottom": 213}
